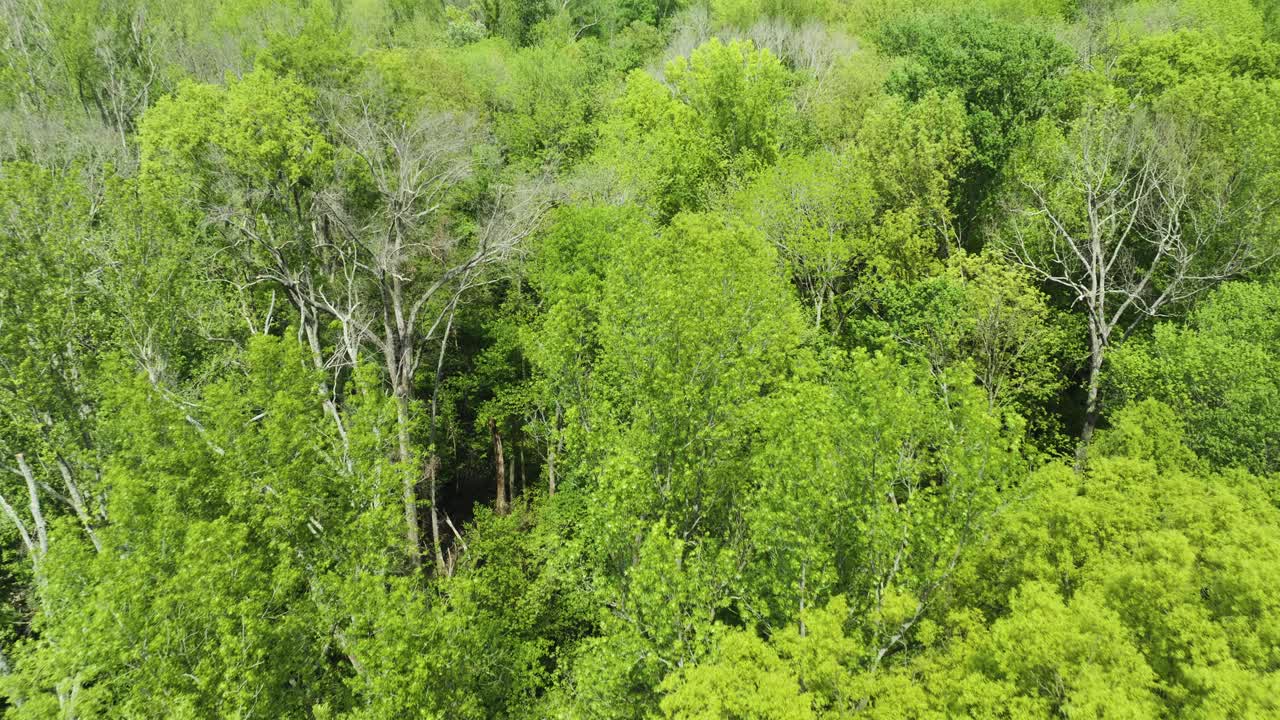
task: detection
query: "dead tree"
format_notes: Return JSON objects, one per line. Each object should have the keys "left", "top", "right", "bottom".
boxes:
{"left": 215, "top": 104, "right": 551, "bottom": 570}
{"left": 1003, "top": 105, "right": 1278, "bottom": 459}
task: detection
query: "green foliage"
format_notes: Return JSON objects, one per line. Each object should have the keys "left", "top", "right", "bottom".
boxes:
{"left": 139, "top": 68, "right": 331, "bottom": 209}
{"left": 877, "top": 10, "right": 1074, "bottom": 227}
{"left": 666, "top": 38, "right": 791, "bottom": 166}
{"left": 0, "top": 162, "right": 102, "bottom": 463}
{"left": 952, "top": 416, "right": 1280, "bottom": 717}
{"left": 494, "top": 38, "right": 601, "bottom": 165}
{"left": 599, "top": 37, "right": 793, "bottom": 216}
{"left": 660, "top": 629, "right": 816, "bottom": 719}
{"left": 1109, "top": 281, "right": 1280, "bottom": 473}
{"left": 1118, "top": 33, "right": 1280, "bottom": 236}
{"left": 1114, "top": 29, "right": 1280, "bottom": 97}
{"left": 662, "top": 412, "right": 1280, "bottom": 718}
{"left": 732, "top": 91, "right": 970, "bottom": 332}
{"left": 710, "top": 0, "right": 839, "bottom": 29}
{"left": 5, "top": 3, "right": 1280, "bottom": 719}
{"left": 740, "top": 349, "right": 1023, "bottom": 633}
{"left": 4, "top": 338, "right": 406, "bottom": 716}
{"left": 582, "top": 211, "right": 808, "bottom": 547}
{"left": 854, "top": 249, "right": 1076, "bottom": 446}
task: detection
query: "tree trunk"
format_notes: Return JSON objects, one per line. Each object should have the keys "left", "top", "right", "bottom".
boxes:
{"left": 426, "top": 455, "right": 446, "bottom": 576}
{"left": 518, "top": 436, "right": 526, "bottom": 498}
{"left": 548, "top": 403, "right": 562, "bottom": 496}
{"left": 1076, "top": 336, "right": 1106, "bottom": 469}
{"left": 798, "top": 561, "right": 808, "bottom": 638}
{"left": 508, "top": 443, "right": 517, "bottom": 504}
{"left": 491, "top": 418, "right": 508, "bottom": 516}
{"left": 16, "top": 455, "right": 47, "bottom": 557}
{"left": 396, "top": 394, "right": 422, "bottom": 569}
{"left": 56, "top": 458, "right": 100, "bottom": 552}
{"left": 547, "top": 442, "right": 556, "bottom": 497}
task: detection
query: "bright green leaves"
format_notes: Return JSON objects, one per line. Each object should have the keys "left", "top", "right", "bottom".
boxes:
{"left": 622, "top": 524, "right": 733, "bottom": 668}
{"left": 980, "top": 583, "right": 1162, "bottom": 718}
{"left": 954, "top": 418, "right": 1280, "bottom": 717}
{"left": 856, "top": 249, "right": 1075, "bottom": 446}
{"left": 494, "top": 40, "right": 600, "bottom": 166}
{"left": 525, "top": 200, "right": 1026, "bottom": 718}
{"left": 833, "top": 584, "right": 1161, "bottom": 719}
{"left": 601, "top": 38, "right": 793, "bottom": 217}
{"left": 257, "top": 14, "right": 362, "bottom": 92}
{"left": 1114, "top": 30, "right": 1280, "bottom": 98}
{"left": 658, "top": 596, "right": 862, "bottom": 719}
{"left": 219, "top": 70, "right": 330, "bottom": 184}
{"left": 734, "top": 150, "right": 876, "bottom": 329}
{"left": 588, "top": 213, "right": 806, "bottom": 544}
{"left": 855, "top": 92, "right": 971, "bottom": 244}
{"left": 4, "top": 336, "right": 407, "bottom": 716}
{"left": 524, "top": 208, "right": 812, "bottom": 716}
{"left": 0, "top": 162, "right": 100, "bottom": 455}
{"left": 0, "top": 160, "right": 114, "bottom": 575}
{"left": 660, "top": 629, "right": 816, "bottom": 720}
{"left": 524, "top": 204, "right": 649, "bottom": 469}
{"left": 665, "top": 414, "right": 1280, "bottom": 718}
{"left": 1110, "top": 32, "right": 1280, "bottom": 260}
{"left": 604, "top": 69, "right": 724, "bottom": 217}
{"left": 10, "top": 3, "right": 1280, "bottom": 719}
{"left": 739, "top": 350, "right": 1022, "bottom": 637}
{"left": 136, "top": 63, "right": 333, "bottom": 323}
{"left": 734, "top": 91, "right": 970, "bottom": 333}
{"left": 141, "top": 68, "right": 331, "bottom": 200}
{"left": 1108, "top": 282, "right": 1280, "bottom": 474}
{"left": 666, "top": 38, "right": 791, "bottom": 167}
{"left": 877, "top": 11, "right": 1073, "bottom": 225}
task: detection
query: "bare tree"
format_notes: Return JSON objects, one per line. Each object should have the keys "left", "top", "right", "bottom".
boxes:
{"left": 91, "top": 5, "right": 160, "bottom": 148}
{"left": 214, "top": 103, "right": 552, "bottom": 570}
{"left": 1003, "top": 105, "right": 1278, "bottom": 458}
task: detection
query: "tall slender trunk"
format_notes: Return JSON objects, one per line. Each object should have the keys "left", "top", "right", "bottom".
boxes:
{"left": 56, "top": 458, "right": 100, "bottom": 552}
{"left": 548, "top": 403, "right": 562, "bottom": 496}
{"left": 798, "top": 561, "right": 808, "bottom": 638}
{"left": 508, "top": 441, "right": 517, "bottom": 503}
{"left": 427, "top": 309, "right": 457, "bottom": 576}
{"left": 547, "top": 442, "right": 556, "bottom": 497}
{"left": 426, "top": 454, "right": 446, "bottom": 575}
{"left": 518, "top": 435, "right": 526, "bottom": 498}
{"left": 1076, "top": 333, "right": 1106, "bottom": 469}
{"left": 491, "top": 418, "right": 508, "bottom": 516}
{"left": 300, "top": 309, "right": 350, "bottom": 461}
{"left": 396, "top": 393, "right": 421, "bottom": 569}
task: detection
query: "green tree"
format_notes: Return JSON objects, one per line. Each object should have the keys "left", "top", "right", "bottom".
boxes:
{"left": 877, "top": 10, "right": 1073, "bottom": 233}
{"left": 1109, "top": 281, "right": 1280, "bottom": 474}
{"left": 1000, "top": 100, "right": 1279, "bottom": 453}
{"left": 734, "top": 91, "right": 970, "bottom": 333}
{"left": 599, "top": 38, "right": 792, "bottom": 217}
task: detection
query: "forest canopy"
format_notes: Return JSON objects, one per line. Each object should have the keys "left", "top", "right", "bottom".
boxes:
{"left": 2, "top": 0, "right": 1280, "bottom": 717}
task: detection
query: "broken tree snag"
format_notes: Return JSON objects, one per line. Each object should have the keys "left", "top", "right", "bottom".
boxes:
{"left": 490, "top": 418, "right": 508, "bottom": 516}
